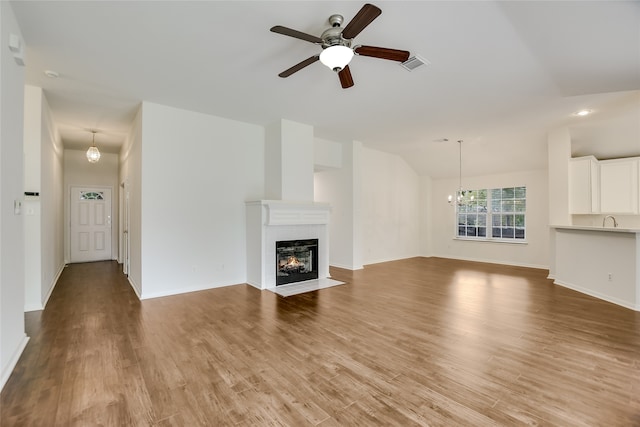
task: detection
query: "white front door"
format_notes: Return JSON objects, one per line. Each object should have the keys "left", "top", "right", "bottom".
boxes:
{"left": 70, "top": 187, "right": 112, "bottom": 263}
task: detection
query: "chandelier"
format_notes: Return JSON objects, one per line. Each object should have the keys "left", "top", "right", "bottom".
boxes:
{"left": 448, "top": 140, "right": 474, "bottom": 206}
{"left": 86, "top": 130, "right": 101, "bottom": 163}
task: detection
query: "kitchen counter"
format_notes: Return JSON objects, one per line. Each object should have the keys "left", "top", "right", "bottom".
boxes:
{"left": 549, "top": 226, "right": 640, "bottom": 311}
{"left": 551, "top": 225, "right": 640, "bottom": 233}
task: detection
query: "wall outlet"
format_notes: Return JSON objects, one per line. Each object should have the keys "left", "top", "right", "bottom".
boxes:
{"left": 608, "top": 273, "right": 613, "bottom": 281}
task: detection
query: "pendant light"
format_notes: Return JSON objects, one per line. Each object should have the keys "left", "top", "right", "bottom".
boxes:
{"left": 448, "top": 140, "right": 474, "bottom": 206}
{"left": 86, "top": 130, "right": 101, "bottom": 163}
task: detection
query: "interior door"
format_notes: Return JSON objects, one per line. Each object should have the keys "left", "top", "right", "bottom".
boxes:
{"left": 70, "top": 187, "right": 112, "bottom": 263}
{"left": 123, "top": 186, "right": 130, "bottom": 275}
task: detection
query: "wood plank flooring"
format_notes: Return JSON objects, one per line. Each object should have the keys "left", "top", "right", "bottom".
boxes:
{"left": 2, "top": 257, "right": 639, "bottom": 426}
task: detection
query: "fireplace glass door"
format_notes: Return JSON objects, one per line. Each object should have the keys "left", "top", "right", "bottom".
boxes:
{"left": 275, "top": 239, "right": 319, "bottom": 286}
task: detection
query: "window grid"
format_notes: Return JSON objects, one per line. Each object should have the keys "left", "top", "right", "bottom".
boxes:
{"left": 457, "top": 186, "right": 526, "bottom": 241}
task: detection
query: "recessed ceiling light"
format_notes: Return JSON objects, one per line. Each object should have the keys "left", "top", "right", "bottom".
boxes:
{"left": 574, "top": 109, "right": 592, "bottom": 117}
{"left": 44, "top": 70, "right": 59, "bottom": 78}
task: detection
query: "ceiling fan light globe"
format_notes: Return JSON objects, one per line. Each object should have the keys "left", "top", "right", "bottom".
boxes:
{"left": 320, "top": 45, "right": 353, "bottom": 71}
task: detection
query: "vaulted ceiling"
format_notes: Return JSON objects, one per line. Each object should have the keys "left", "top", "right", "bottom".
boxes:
{"left": 11, "top": 1, "right": 640, "bottom": 178}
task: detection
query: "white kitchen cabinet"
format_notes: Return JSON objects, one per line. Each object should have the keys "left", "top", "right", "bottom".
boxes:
{"left": 599, "top": 158, "right": 639, "bottom": 214}
{"left": 569, "top": 156, "right": 599, "bottom": 214}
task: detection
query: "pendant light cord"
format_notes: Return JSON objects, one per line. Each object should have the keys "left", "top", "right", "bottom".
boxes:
{"left": 458, "top": 140, "right": 463, "bottom": 194}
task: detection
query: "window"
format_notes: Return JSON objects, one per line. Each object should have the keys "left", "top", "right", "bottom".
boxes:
{"left": 80, "top": 191, "right": 104, "bottom": 200}
{"left": 456, "top": 186, "right": 526, "bottom": 241}
{"left": 457, "top": 190, "right": 488, "bottom": 238}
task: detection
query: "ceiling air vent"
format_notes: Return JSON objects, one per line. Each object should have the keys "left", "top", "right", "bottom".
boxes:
{"left": 400, "top": 55, "right": 430, "bottom": 71}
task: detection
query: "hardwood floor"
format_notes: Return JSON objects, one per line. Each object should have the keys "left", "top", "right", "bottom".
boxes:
{"left": 2, "top": 258, "right": 639, "bottom": 426}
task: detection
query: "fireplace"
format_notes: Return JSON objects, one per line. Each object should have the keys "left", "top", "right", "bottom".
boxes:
{"left": 245, "top": 200, "right": 330, "bottom": 290}
{"left": 276, "top": 239, "right": 318, "bottom": 286}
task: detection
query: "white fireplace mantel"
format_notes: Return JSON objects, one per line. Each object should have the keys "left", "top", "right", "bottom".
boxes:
{"left": 245, "top": 200, "right": 331, "bottom": 289}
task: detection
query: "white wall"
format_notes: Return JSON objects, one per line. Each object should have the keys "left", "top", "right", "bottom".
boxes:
{"left": 314, "top": 139, "right": 364, "bottom": 270}
{"left": 431, "top": 169, "right": 549, "bottom": 269}
{"left": 39, "top": 91, "right": 65, "bottom": 310}
{"left": 264, "top": 122, "right": 282, "bottom": 201}
{"left": 23, "top": 86, "right": 41, "bottom": 311}
{"left": 314, "top": 137, "right": 342, "bottom": 171}
{"left": 315, "top": 139, "right": 550, "bottom": 270}
{"left": 553, "top": 228, "right": 639, "bottom": 311}
{"left": 23, "top": 87, "right": 40, "bottom": 193}
{"left": 23, "top": 86, "right": 64, "bottom": 311}
{"left": 64, "top": 149, "right": 119, "bottom": 263}
{"left": 361, "top": 147, "right": 421, "bottom": 265}
{"left": 139, "top": 101, "right": 264, "bottom": 299}
{"left": 419, "top": 175, "right": 433, "bottom": 257}
{"left": 316, "top": 144, "right": 420, "bottom": 268}
{"left": 265, "top": 119, "right": 314, "bottom": 202}
{"left": 119, "top": 106, "right": 142, "bottom": 296}
{"left": 548, "top": 127, "right": 571, "bottom": 226}
{"left": 0, "top": 1, "right": 28, "bottom": 391}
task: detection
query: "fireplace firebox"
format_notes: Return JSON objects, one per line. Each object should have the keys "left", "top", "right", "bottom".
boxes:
{"left": 275, "top": 239, "right": 319, "bottom": 286}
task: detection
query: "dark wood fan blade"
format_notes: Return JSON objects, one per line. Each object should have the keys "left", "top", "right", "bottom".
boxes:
{"left": 342, "top": 3, "right": 382, "bottom": 39}
{"left": 338, "top": 66, "right": 354, "bottom": 89}
{"left": 355, "top": 45, "right": 410, "bottom": 62}
{"left": 278, "top": 55, "right": 320, "bottom": 78}
{"left": 270, "top": 26, "right": 323, "bottom": 44}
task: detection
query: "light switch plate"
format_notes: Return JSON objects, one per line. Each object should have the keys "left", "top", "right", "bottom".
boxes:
{"left": 8, "top": 34, "right": 20, "bottom": 53}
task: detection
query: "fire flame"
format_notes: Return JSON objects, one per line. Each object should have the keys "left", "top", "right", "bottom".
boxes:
{"left": 285, "top": 256, "right": 301, "bottom": 267}
{"left": 280, "top": 256, "right": 305, "bottom": 272}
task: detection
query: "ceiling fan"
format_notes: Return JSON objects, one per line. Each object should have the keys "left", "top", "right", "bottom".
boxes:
{"left": 270, "top": 3, "right": 410, "bottom": 89}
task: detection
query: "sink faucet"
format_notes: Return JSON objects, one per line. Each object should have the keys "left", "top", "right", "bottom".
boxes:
{"left": 603, "top": 215, "right": 618, "bottom": 228}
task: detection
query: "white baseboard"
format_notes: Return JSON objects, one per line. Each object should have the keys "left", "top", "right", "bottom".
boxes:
{"left": 128, "top": 276, "right": 142, "bottom": 299}
{"left": 41, "top": 263, "right": 65, "bottom": 310}
{"left": 24, "top": 263, "right": 66, "bottom": 312}
{"left": 246, "top": 281, "right": 262, "bottom": 290}
{"left": 23, "top": 303, "right": 43, "bottom": 312}
{"left": 140, "top": 282, "right": 240, "bottom": 300}
{"left": 0, "top": 335, "right": 29, "bottom": 392}
{"left": 431, "top": 254, "right": 549, "bottom": 271}
{"left": 553, "top": 279, "right": 639, "bottom": 312}
{"left": 363, "top": 254, "right": 422, "bottom": 266}
{"left": 329, "top": 263, "right": 364, "bottom": 271}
